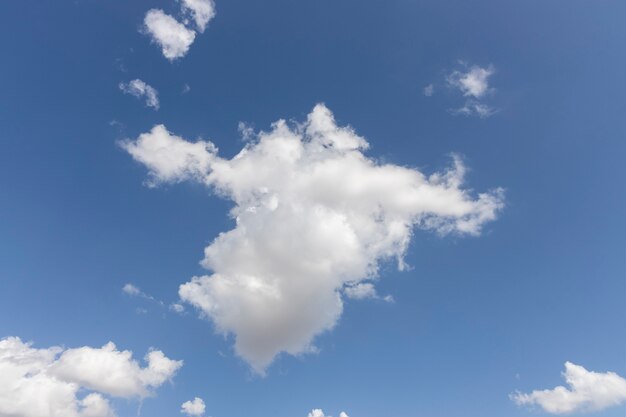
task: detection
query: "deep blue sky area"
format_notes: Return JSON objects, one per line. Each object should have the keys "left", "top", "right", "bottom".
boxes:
{"left": 1, "top": 1, "right": 626, "bottom": 417}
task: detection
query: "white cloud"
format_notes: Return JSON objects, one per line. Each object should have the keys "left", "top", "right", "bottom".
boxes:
{"left": 143, "top": 9, "right": 196, "bottom": 61}
{"left": 344, "top": 282, "right": 378, "bottom": 300}
{"left": 511, "top": 362, "right": 626, "bottom": 414}
{"left": 238, "top": 122, "right": 255, "bottom": 141}
{"left": 446, "top": 64, "right": 497, "bottom": 118}
{"left": 119, "top": 79, "right": 160, "bottom": 110}
{"left": 0, "top": 337, "right": 182, "bottom": 417}
{"left": 170, "top": 303, "right": 186, "bottom": 314}
{"left": 447, "top": 64, "right": 494, "bottom": 98}
{"left": 343, "top": 282, "right": 392, "bottom": 302}
{"left": 181, "top": 0, "right": 216, "bottom": 32}
{"left": 122, "top": 282, "right": 163, "bottom": 305}
{"left": 123, "top": 104, "right": 504, "bottom": 373}
{"left": 451, "top": 100, "right": 497, "bottom": 119}
{"left": 181, "top": 397, "right": 206, "bottom": 416}
{"left": 423, "top": 84, "right": 434, "bottom": 97}
{"left": 307, "top": 410, "right": 349, "bottom": 417}
{"left": 123, "top": 283, "right": 186, "bottom": 316}
{"left": 122, "top": 283, "right": 141, "bottom": 296}
{"left": 120, "top": 125, "right": 216, "bottom": 187}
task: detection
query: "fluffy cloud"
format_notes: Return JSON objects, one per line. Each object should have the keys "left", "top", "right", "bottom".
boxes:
{"left": 308, "top": 410, "right": 349, "bottom": 417}
{"left": 119, "top": 79, "right": 160, "bottom": 110}
{"left": 181, "top": 0, "right": 216, "bottom": 32}
{"left": 181, "top": 397, "right": 206, "bottom": 416}
{"left": 122, "top": 104, "right": 504, "bottom": 372}
{"left": 121, "top": 125, "right": 215, "bottom": 187}
{"left": 511, "top": 362, "right": 626, "bottom": 414}
{"left": 447, "top": 64, "right": 494, "bottom": 98}
{"left": 0, "top": 337, "right": 182, "bottom": 417}
{"left": 143, "top": 9, "right": 196, "bottom": 61}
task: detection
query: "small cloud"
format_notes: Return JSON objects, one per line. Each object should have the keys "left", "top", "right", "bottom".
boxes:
{"left": 170, "top": 303, "right": 185, "bottom": 314}
{"left": 135, "top": 307, "right": 148, "bottom": 315}
{"left": 122, "top": 283, "right": 141, "bottom": 296}
{"left": 109, "top": 120, "right": 128, "bottom": 136}
{"left": 344, "top": 283, "right": 378, "bottom": 300}
{"left": 423, "top": 84, "right": 434, "bottom": 97}
{"left": 445, "top": 63, "right": 498, "bottom": 118}
{"left": 181, "top": 397, "right": 206, "bottom": 416}
{"left": 119, "top": 79, "right": 160, "bottom": 110}
{"left": 143, "top": 9, "right": 196, "bottom": 61}
{"left": 344, "top": 282, "right": 394, "bottom": 303}
{"left": 447, "top": 64, "right": 495, "bottom": 98}
{"left": 237, "top": 122, "right": 255, "bottom": 141}
{"left": 114, "top": 57, "right": 127, "bottom": 73}
{"left": 308, "top": 410, "right": 349, "bottom": 417}
{"left": 141, "top": 1, "right": 216, "bottom": 61}
{"left": 182, "top": 83, "right": 191, "bottom": 94}
{"left": 180, "top": 0, "right": 216, "bottom": 33}
{"left": 450, "top": 100, "right": 497, "bottom": 119}
{"left": 121, "top": 283, "right": 164, "bottom": 306}
{"left": 511, "top": 362, "right": 626, "bottom": 414}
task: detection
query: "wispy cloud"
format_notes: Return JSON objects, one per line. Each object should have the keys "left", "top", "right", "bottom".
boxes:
{"left": 423, "top": 84, "right": 434, "bottom": 97}
{"left": 122, "top": 283, "right": 187, "bottom": 316}
{"left": 119, "top": 79, "right": 160, "bottom": 110}
{"left": 170, "top": 303, "right": 186, "bottom": 314}
{"left": 511, "top": 362, "right": 626, "bottom": 414}
{"left": 122, "top": 282, "right": 162, "bottom": 305}
{"left": 450, "top": 100, "right": 497, "bottom": 119}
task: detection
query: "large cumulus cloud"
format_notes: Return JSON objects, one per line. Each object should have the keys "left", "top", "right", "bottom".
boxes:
{"left": 121, "top": 104, "right": 504, "bottom": 372}
{"left": 0, "top": 337, "right": 182, "bottom": 417}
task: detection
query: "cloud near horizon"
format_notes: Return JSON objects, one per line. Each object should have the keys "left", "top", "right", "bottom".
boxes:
{"left": 308, "top": 410, "right": 349, "bottom": 417}
{"left": 121, "top": 104, "right": 504, "bottom": 373}
{"left": 0, "top": 336, "right": 182, "bottom": 417}
{"left": 512, "top": 362, "right": 626, "bottom": 414}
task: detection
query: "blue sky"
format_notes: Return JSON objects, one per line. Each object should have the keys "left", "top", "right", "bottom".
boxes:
{"left": 1, "top": 1, "right": 626, "bottom": 417}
